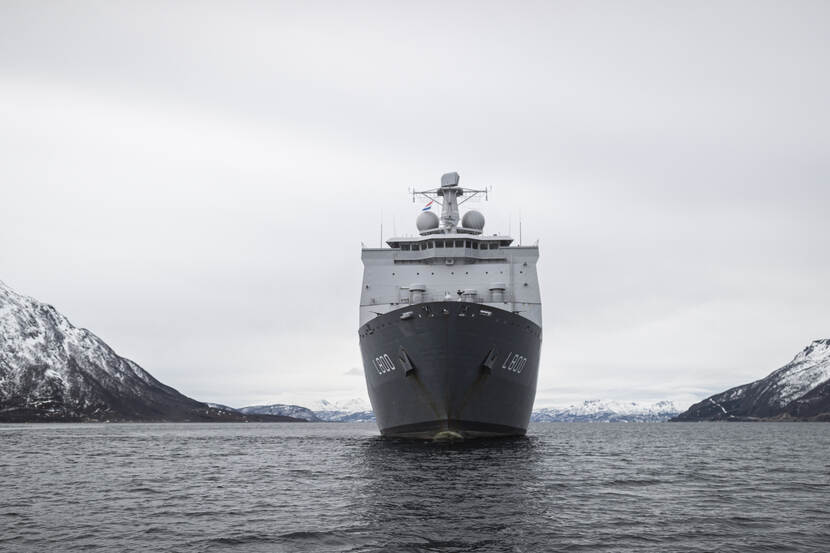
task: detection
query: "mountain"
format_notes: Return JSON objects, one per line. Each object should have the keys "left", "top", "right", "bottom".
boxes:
{"left": 531, "top": 400, "right": 681, "bottom": 422}
{"left": 239, "top": 398, "right": 376, "bottom": 422}
{"left": 0, "top": 281, "right": 300, "bottom": 422}
{"left": 672, "top": 339, "right": 830, "bottom": 421}
{"left": 239, "top": 404, "right": 322, "bottom": 421}
{"left": 305, "top": 398, "right": 376, "bottom": 422}
{"left": 239, "top": 398, "right": 679, "bottom": 423}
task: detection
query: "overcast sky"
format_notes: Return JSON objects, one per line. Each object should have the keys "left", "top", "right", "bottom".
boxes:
{"left": 1, "top": 1, "right": 828, "bottom": 409}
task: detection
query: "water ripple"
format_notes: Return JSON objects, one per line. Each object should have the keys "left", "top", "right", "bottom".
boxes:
{"left": 1, "top": 422, "right": 829, "bottom": 552}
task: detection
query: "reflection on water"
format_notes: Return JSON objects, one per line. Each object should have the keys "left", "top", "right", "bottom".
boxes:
{"left": 1, "top": 422, "right": 829, "bottom": 552}
{"left": 354, "top": 436, "right": 545, "bottom": 551}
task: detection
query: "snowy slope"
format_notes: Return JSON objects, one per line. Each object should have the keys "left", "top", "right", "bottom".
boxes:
{"left": 239, "top": 398, "right": 679, "bottom": 423}
{"left": 0, "top": 280, "right": 266, "bottom": 422}
{"left": 239, "top": 404, "right": 322, "bottom": 421}
{"left": 531, "top": 400, "right": 681, "bottom": 422}
{"left": 239, "top": 399, "right": 376, "bottom": 422}
{"left": 305, "top": 398, "right": 375, "bottom": 421}
{"left": 673, "top": 339, "right": 830, "bottom": 421}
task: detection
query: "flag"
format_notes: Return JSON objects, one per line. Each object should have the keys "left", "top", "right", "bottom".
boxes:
{"left": 422, "top": 201, "right": 433, "bottom": 211}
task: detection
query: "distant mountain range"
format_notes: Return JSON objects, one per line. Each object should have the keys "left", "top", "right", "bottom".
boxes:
{"left": 0, "top": 281, "right": 300, "bottom": 422}
{"left": 238, "top": 399, "right": 376, "bottom": 422}
{"left": 531, "top": 400, "right": 680, "bottom": 422}
{"left": 231, "top": 399, "right": 681, "bottom": 423}
{"left": 672, "top": 339, "right": 830, "bottom": 422}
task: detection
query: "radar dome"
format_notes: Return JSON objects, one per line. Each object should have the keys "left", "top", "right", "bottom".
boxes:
{"left": 461, "top": 210, "right": 485, "bottom": 230}
{"left": 416, "top": 210, "right": 440, "bottom": 232}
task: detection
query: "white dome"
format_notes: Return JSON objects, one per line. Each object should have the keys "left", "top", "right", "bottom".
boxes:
{"left": 461, "top": 210, "right": 485, "bottom": 230}
{"left": 416, "top": 210, "right": 440, "bottom": 232}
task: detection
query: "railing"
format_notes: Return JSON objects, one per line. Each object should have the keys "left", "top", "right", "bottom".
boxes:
{"left": 393, "top": 246, "right": 507, "bottom": 262}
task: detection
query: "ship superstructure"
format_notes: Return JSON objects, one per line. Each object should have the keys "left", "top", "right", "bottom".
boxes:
{"left": 359, "top": 172, "right": 542, "bottom": 438}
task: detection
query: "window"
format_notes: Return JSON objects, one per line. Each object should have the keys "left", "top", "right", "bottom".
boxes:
{"left": 472, "top": 242, "right": 479, "bottom": 250}
{"left": 436, "top": 240, "right": 444, "bottom": 248}
{"left": 428, "top": 241, "right": 434, "bottom": 249}
{"left": 465, "top": 240, "right": 471, "bottom": 248}
{"left": 455, "top": 240, "right": 463, "bottom": 247}
{"left": 402, "top": 244, "right": 410, "bottom": 251}
{"left": 489, "top": 243, "right": 498, "bottom": 250}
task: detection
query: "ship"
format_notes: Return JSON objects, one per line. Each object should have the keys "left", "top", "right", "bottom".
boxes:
{"left": 358, "top": 172, "right": 542, "bottom": 439}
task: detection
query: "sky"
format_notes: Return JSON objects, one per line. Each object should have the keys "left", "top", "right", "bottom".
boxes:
{"left": 1, "top": 1, "right": 828, "bottom": 409}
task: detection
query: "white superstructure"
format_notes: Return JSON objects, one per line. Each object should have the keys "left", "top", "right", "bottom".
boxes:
{"left": 359, "top": 172, "right": 542, "bottom": 328}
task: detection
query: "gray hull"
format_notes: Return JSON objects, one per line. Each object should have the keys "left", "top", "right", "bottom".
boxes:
{"left": 359, "top": 301, "right": 541, "bottom": 439}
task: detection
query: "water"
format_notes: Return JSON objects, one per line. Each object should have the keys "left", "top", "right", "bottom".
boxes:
{"left": 1, "top": 423, "right": 829, "bottom": 552}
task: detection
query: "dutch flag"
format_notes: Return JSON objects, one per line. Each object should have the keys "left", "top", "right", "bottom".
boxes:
{"left": 422, "top": 201, "right": 433, "bottom": 211}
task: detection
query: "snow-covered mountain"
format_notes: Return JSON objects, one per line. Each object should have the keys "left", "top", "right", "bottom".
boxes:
{"left": 531, "top": 400, "right": 681, "bottom": 422}
{"left": 239, "top": 404, "right": 322, "bottom": 421}
{"left": 239, "top": 398, "right": 375, "bottom": 422}
{"left": 239, "top": 398, "right": 679, "bottom": 423}
{"left": 305, "top": 398, "right": 375, "bottom": 421}
{"left": 673, "top": 339, "right": 830, "bottom": 421}
{"left": 0, "top": 281, "right": 297, "bottom": 422}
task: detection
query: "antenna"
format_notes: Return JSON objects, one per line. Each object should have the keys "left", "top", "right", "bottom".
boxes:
{"left": 519, "top": 210, "right": 522, "bottom": 246}
{"left": 380, "top": 209, "right": 383, "bottom": 248}
{"left": 411, "top": 172, "right": 488, "bottom": 233}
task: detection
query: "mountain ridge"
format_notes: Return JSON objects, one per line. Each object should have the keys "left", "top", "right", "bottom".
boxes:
{"left": 239, "top": 399, "right": 376, "bottom": 422}
{"left": 0, "top": 281, "right": 300, "bottom": 422}
{"left": 236, "top": 398, "right": 681, "bottom": 423}
{"left": 531, "top": 400, "right": 680, "bottom": 422}
{"left": 672, "top": 339, "right": 830, "bottom": 421}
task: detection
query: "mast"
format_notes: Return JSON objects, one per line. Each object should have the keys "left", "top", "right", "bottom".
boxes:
{"left": 437, "top": 172, "right": 461, "bottom": 231}
{"left": 411, "top": 172, "right": 488, "bottom": 234}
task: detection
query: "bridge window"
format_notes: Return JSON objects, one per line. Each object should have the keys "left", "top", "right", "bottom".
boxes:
{"left": 465, "top": 240, "right": 471, "bottom": 248}
{"left": 401, "top": 244, "right": 410, "bottom": 251}
{"left": 428, "top": 241, "right": 434, "bottom": 249}
{"left": 455, "top": 240, "right": 463, "bottom": 247}
{"left": 472, "top": 242, "right": 479, "bottom": 250}
{"left": 436, "top": 240, "right": 445, "bottom": 248}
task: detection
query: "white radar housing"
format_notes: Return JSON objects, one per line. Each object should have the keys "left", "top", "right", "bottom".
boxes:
{"left": 461, "top": 210, "right": 485, "bottom": 231}
{"left": 416, "top": 210, "right": 440, "bottom": 232}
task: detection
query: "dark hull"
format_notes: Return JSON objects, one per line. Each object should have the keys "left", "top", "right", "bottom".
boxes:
{"left": 359, "top": 301, "right": 541, "bottom": 439}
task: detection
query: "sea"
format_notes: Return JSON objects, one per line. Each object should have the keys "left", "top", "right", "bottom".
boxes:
{"left": 1, "top": 422, "right": 829, "bottom": 553}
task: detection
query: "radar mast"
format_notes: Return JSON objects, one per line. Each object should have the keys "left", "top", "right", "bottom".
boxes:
{"left": 411, "top": 172, "right": 488, "bottom": 233}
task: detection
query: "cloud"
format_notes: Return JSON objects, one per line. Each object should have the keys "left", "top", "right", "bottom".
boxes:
{"left": 1, "top": 1, "right": 828, "bottom": 406}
